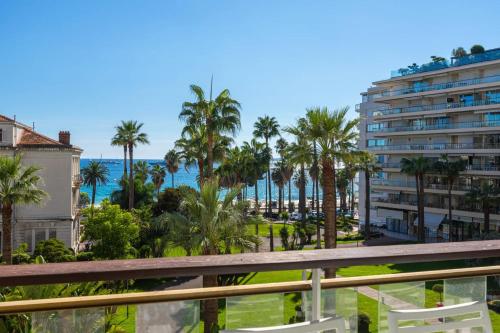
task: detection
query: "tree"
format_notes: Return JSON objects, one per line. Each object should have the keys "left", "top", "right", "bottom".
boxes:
{"left": 465, "top": 183, "right": 500, "bottom": 236}
{"left": 150, "top": 165, "right": 166, "bottom": 197}
{"left": 133, "top": 160, "right": 150, "bottom": 184}
{"left": 34, "top": 239, "right": 75, "bottom": 263}
{"left": 401, "top": 156, "right": 432, "bottom": 242}
{"left": 120, "top": 121, "right": 149, "bottom": 210}
{"left": 0, "top": 156, "right": 47, "bottom": 264}
{"left": 253, "top": 116, "right": 280, "bottom": 217}
{"left": 242, "top": 139, "right": 267, "bottom": 213}
{"left": 161, "top": 179, "right": 256, "bottom": 332}
{"left": 111, "top": 123, "right": 129, "bottom": 193}
{"left": 82, "top": 160, "right": 109, "bottom": 208}
{"left": 356, "top": 152, "right": 381, "bottom": 240}
{"left": 305, "top": 107, "right": 358, "bottom": 278}
{"left": 180, "top": 83, "right": 241, "bottom": 179}
{"left": 433, "top": 155, "right": 467, "bottom": 241}
{"left": 82, "top": 200, "right": 139, "bottom": 259}
{"left": 470, "top": 44, "right": 485, "bottom": 54}
{"left": 452, "top": 47, "right": 467, "bottom": 58}
{"left": 164, "top": 149, "right": 180, "bottom": 187}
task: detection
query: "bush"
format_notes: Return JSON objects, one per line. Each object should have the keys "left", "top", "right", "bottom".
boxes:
{"left": 34, "top": 239, "right": 75, "bottom": 263}
{"left": 76, "top": 251, "right": 94, "bottom": 261}
{"left": 280, "top": 226, "right": 290, "bottom": 250}
{"left": 358, "top": 312, "right": 371, "bottom": 333}
{"left": 488, "top": 300, "right": 500, "bottom": 313}
{"left": 153, "top": 186, "right": 197, "bottom": 216}
{"left": 12, "top": 243, "right": 32, "bottom": 264}
{"left": 470, "top": 44, "right": 485, "bottom": 54}
{"left": 432, "top": 283, "right": 444, "bottom": 303}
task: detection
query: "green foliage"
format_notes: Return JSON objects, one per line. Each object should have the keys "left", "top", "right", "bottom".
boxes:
{"left": 432, "top": 284, "right": 444, "bottom": 303}
{"left": 12, "top": 243, "right": 31, "bottom": 265}
{"left": 358, "top": 312, "right": 371, "bottom": 333}
{"left": 76, "top": 251, "right": 94, "bottom": 261}
{"left": 33, "top": 239, "right": 75, "bottom": 263}
{"left": 280, "top": 226, "right": 290, "bottom": 250}
{"left": 79, "top": 191, "right": 90, "bottom": 207}
{"left": 452, "top": 46, "right": 467, "bottom": 58}
{"left": 111, "top": 178, "right": 155, "bottom": 209}
{"left": 470, "top": 44, "right": 485, "bottom": 54}
{"left": 153, "top": 187, "right": 182, "bottom": 215}
{"left": 82, "top": 200, "right": 139, "bottom": 259}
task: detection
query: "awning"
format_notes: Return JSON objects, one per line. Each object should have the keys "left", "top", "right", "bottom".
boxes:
{"left": 377, "top": 208, "right": 404, "bottom": 221}
{"left": 413, "top": 213, "right": 444, "bottom": 230}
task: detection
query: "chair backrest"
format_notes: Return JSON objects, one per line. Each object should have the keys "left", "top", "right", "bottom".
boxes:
{"left": 221, "top": 316, "right": 345, "bottom": 333}
{"left": 388, "top": 301, "right": 493, "bottom": 333}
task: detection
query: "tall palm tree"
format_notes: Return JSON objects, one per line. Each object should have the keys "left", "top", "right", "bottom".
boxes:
{"left": 120, "top": 121, "right": 149, "bottom": 209}
{"left": 162, "top": 178, "right": 256, "bottom": 332}
{"left": 253, "top": 116, "right": 280, "bottom": 217}
{"left": 281, "top": 158, "right": 295, "bottom": 214}
{"left": 0, "top": 155, "right": 47, "bottom": 264}
{"left": 111, "top": 124, "right": 128, "bottom": 192}
{"left": 242, "top": 139, "right": 267, "bottom": 213}
{"left": 164, "top": 149, "right": 180, "bottom": 187}
{"left": 401, "top": 156, "right": 432, "bottom": 242}
{"left": 150, "top": 165, "right": 166, "bottom": 197}
{"left": 81, "top": 160, "right": 109, "bottom": 208}
{"left": 176, "top": 124, "right": 207, "bottom": 188}
{"left": 356, "top": 152, "right": 381, "bottom": 240}
{"left": 433, "top": 154, "right": 467, "bottom": 241}
{"left": 180, "top": 83, "right": 241, "bottom": 179}
{"left": 465, "top": 182, "right": 500, "bottom": 236}
{"left": 133, "top": 160, "right": 150, "bottom": 184}
{"left": 306, "top": 107, "right": 358, "bottom": 277}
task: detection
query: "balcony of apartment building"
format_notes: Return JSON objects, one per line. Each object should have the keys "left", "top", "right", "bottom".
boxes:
{"left": 0, "top": 242, "right": 500, "bottom": 332}
{"left": 72, "top": 174, "right": 82, "bottom": 188}
{"left": 367, "top": 141, "right": 500, "bottom": 154}
{"left": 371, "top": 178, "right": 472, "bottom": 195}
{"left": 371, "top": 74, "right": 500, "bottom": 102}
{"left": 370, "top": 92, "right": 500, "bottom": 120}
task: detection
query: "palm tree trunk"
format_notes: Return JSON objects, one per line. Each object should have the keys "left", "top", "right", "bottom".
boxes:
{"left": 122, "top": 145, "right": 128, "bottom": 192}
{"left": 416, "top": 174, "right": 425, "bottom": 242}
{"left": 288, "top": 179, "right": 292, "bottom": 213}
{"left": 448, "top": 184, "right": 453, "bottom": 242}
{"left": 350, "top": 179, "right": 355, "bottom": 213}
{"left": 364, "top": 171, "right": 370, "bottom": 241}
{"left": 198, "top": 159, "right": 204, "bottom": 189}
{"left": 278, "top": 186, "right": 282, "bottom": 214}
{"left": 171, "top": 173, "right": 174, "bottom": 188}
{"left": 312, "top": 180, "right": 315, "bottom": 212}
{"left": 254, "top": 182, "right": 259, "bottom": 214}
{"left": 322, "top": 158, "right": 336, "bottom": 278}
{"left": 299, "top": 163, "right": 306, "bottom": 227}
{"left": 207, "top": 129, "right": 214, "bottom": 178}
{"left": 2, "top": 203, "right": 13, "bottom": 265}
{"left": 91, "top": 182, "right": 96, "bottom": 207}
{"left": 315, "top": 152, "right": 320, "bottom": 249}
{"left": 269, "top": 222, "right": 274, "bottom": 252}
{"left": 267, "top": 141, "right": 272, "bottom": 217}
{"left": 128, "top": 145, "right": 134, "bottom": 210}
{"left": 265, "top": 174, "right": 268, "bottom": 216}
{"left": 203, "top": 273, "right": 218, "bottom": 332}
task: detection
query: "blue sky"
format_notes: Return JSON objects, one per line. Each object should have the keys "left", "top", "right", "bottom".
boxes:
{"left": 1, "top": 0, "right": 499, "bottom": 158}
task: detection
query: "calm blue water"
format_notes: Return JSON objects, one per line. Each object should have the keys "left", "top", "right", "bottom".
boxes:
{"left": 81, "top": 159, "right": 327, "bottom": 204}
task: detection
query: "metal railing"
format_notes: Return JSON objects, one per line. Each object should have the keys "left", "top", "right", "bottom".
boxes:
{"left": 371, "top": 179, "right": 472, "bottom": 191}
{"left": 378, "top": 162, "right": 500, "bottom": 172}
{"left": 371, "top": 98, "right": 500, "bottom": 117}
{"left": 372, "top": 74, "right": 500, "bottom": 99}
{"left": 368, "top": 119, "right": 500, "bottom": 133}
{"left": 368, "top": 142, "right": 500, "bottom": 151}
{"left": 373, "top": 197, "right": 500, "bottom": 214}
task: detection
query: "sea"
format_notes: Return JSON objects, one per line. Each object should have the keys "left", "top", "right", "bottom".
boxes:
{"left": 80, "top": 159, "right": 341, "bottom": 204}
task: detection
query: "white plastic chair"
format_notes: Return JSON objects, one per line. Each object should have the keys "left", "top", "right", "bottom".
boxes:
{"left": 387, "top": 301, "right": 493, "bottom": 333}
{"left": 221, "top": 316, "right": 346, "bottom": 333}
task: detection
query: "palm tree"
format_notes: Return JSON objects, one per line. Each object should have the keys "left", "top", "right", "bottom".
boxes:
{"left": 0, "top": 155, "right": 47, "bottom": 264}
{"left": 306, "top": 107, "right": 358, "bottom": 277}
{"left": 176, "top": 124, "right": 207, "bottom": 188}
{"left": 150, "top": 165, "right": 166, "bottom": 197}
{"left": 81, "top": 160, "right": 109, "bottom": 208}
{"left": 253, "top": 116, "right": 280, "bottom": 217}
{"left": 133, "top": 160, "right": 150, "bottom": 184}
{"left": 401, "top": 156, "right": 432, "bottom": 242}
{"left": 111, "top": 124, "right": 129, "bottom": 192}
{"left": 433, "top": 155, "right": 467, "bottom": 241}
{"left": 162, "top": 178, "right": 256, "bottom": 332}
{"left": 356, "top": 152, "right": 381, "bottom": 240}
{"left": 242, "top": 139, "right": 267, "bottom": 213}
{"left": 120, "top": 121, "right": 149, "bottom": 209}
{"left": 272, "top": 162, "right": 286, "bottom": 213}
{"left": 180, "top": 83, "right": 241, "bottom": 179}
{"left": 465, "top": 182, "right": 500, "bottom": 236}
{"left": 164, "top": 149, "right": 180, "bottom": 187}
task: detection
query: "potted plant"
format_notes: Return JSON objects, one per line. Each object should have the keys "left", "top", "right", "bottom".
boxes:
{"left": 432, "top": 284, "right": 444, "bottom": 307}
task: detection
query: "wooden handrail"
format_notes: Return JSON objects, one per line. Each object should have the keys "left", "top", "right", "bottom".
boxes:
{"left": 0, "top": 265, "right": 499, "bottom": 315}
{"left": 0, "top": 240, "right": 499, "bottom": 286}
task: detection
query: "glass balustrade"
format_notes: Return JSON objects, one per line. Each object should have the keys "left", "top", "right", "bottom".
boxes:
{"left": 368, "top": 120, "right": 500, "bottom": 133}
{"left": 367, "top": 143, "right": 500, "bottom": 151}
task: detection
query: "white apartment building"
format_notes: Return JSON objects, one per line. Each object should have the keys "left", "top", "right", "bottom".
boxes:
{"left": 357, "top": 47, "right": 500, "bottom": 241}
{"left": 0, "top": 115, "right": 82, "bottom": 252}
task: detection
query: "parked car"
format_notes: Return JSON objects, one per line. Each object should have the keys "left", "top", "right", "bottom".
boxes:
{"left": 291, "top": 212, "right": 308, "bottom": 221}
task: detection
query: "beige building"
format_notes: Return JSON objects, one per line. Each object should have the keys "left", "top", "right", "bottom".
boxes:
{"left": 357, "top": 48, "right": 500, "bottom": 241}
{"left": 0, "top": 115, "right": 82, "bottom": 252}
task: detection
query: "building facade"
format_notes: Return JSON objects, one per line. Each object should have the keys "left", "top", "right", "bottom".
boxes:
{"left": 0, "top": 115, "right": 82, "bottom": 252}
{"left": 357, "top": 48, "right": 500, "bottom": 241}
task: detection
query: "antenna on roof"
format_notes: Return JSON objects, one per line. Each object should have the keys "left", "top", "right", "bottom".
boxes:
{"left": 32, "top": 122, "right": 35, "bottom": 131}
{"left": 13, "top": 115, "right": 16, "bottom": 122}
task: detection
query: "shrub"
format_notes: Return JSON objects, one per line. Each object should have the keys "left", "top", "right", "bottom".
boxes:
{"left": 358, "top": 312, "right": 371, "bottom": 333}
{"left": 452, "top": 47, "right": 467, "bottom": 58}
{"left": 153, "top": 188, "right": 182, "bottom": 215}
{"left": 34, "top": 239, "right": 75, "bottom": 263}
{"left": 488, "top": 300, "right": 500, "bottom": 313}
{"left": 280, "top": 226, "right": 290, "bottom": 250}
{"left": 12, "top": 243, "right": 32, "bottom": 264}
{"left": 76, "top": 251, "right": 94, "bottom": 261}
{"left": 470, "top": 44, "right": 485, "bottom": 54}
{"left": 432, "top": 283, "right": 444, "bottom": 303}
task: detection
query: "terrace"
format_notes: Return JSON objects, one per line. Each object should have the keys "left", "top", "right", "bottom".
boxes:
{"left": 368, "top": 120, "right": 500, "bottom": 135}
{"left": 367, "top": 142, "right": 500, "bottom": 153}
{"left": 390, "top": 48, "right": 500, "bottom": 78}
{"left": 0, "top": 242, "right": 499, "bottom": 332}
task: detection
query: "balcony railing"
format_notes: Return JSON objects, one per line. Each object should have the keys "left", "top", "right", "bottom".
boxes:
{"left": 368, "top": 142, "right": 500, "bottom": 151}
{"left": 371, "top": 98, "right": 500, "bottom": 117}
{"left": 371, "top": 179, "right": 472, "bottom": 191}
{"left": 0, "top": 242, "right": 499, "bottom": 332}
{"left": 373, "top": 196, "right": 500, "bottom": 214}
{"left": 372, "top": 74, "right": 500, "bottom": 99}
{"left": 378, "top": 162, "right": 500, "bottom": 172}
{"left": 72, "top": 174, "right": 82, "bottom": 186}
{"left": 390, "top": 48, "right": 500, "bottom": 78}
{"left": 368, "top": 119, "right": 500, "bottom": 134}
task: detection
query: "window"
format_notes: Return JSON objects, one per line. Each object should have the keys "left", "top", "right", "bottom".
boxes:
{"left": 24, "top": 228, "right": 59, "bottom": 252}
{"left": 460, "top": 94, "right": 474, "bottom": 106}
{"left": 485, "top": 113, "right": 500, "bottom": 122}
{"left": 367, "top": 139, "right": 385, "bottom": 147}
{"left": 485, "top": 90, "right": 500, "bottom": 103}
{"left": 412, "top": 81, "right": 430, "bottom": 92}
{"left": 49, "top": 229, "right": 57, "bottom": 239}
{"left": 0, "top": 129, "right": 3, "bottom": 142}
{"left": 367, "top": 123, "right": 384, "bottom": 132}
